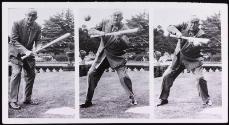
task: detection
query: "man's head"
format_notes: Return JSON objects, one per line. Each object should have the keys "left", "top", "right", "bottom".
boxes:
{"left": 188, "top": 15, "right": 200, "bottom": 32}
{"left": 112, "top": 10, "right": 123, "bottom": 26}
{"left": 25, "top": 9, "right": 38, "bottom": 25}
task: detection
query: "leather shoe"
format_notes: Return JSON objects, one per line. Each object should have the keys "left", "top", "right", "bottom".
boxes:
{"left": 9, "top": 102, "right": 21, "bottom": 110}
{"left": 23, "top": 100, "right": 39, "bottom": 105}
{"left": 203, "top": 99, "right": 212, "bottom": 106}
{"left": 80, "top": 102, "right": 93, "bottom": 108}
{"left": 129, "top": 96, "right": 138, "bottom": 105}
{"left": 157, "top": 99, "right": 168, "bottom": 106}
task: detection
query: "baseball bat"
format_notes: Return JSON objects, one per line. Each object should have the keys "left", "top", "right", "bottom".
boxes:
{"left": 21, "top": 33, "right": 71, "bottom": 60}
{"left": 90, "top": 28, "right": 139, "bottom": 38}
{"left": 170, "top": 34, "right": 210, "bottom": 44}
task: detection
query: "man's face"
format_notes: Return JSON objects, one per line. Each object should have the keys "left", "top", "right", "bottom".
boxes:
{"left": 189, "top": 21, "right": 199, "bottom": 31}
{"left": 112, "top": 12, "right": 123, "bottom": 25}
{"left": 26, "top": 13, "right": 37, "bottom": 25}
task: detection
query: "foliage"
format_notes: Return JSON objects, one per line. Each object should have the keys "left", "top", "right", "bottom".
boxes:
{"left": 201, "top": 13, "right": 221, "bottom": 55}
{"left": 154, "top": 25, "right": 177, "bottom": 54}
{"left": 79, "top": 28, "right": 100, "bottom": 54}
{"left": 126, "top": 12, "right": 149, "bottom": 56}
{"left": 53, "top": 54, "right": 68, "bottom": 62}
{"left": 40, "top": 9, "right": 74, "bottom": 56}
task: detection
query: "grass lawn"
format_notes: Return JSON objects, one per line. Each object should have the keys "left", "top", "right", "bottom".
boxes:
{"left": 153, "top": 71, "right": 222, "bottom": 119}
{"left": 79, "top": 70, "right": 150, "bottom": 119}
{"left": 8, "top": 72, "right": 75, "bottom": 118}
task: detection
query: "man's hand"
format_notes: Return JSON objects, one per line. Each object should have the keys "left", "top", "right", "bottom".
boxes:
{"left": 175, "top": 32, "right": 182, "bottom": 39}
{"left": 88, "top": 65, "right": 96, "bottom": 73}
{"left": 188, "top": 37, "right": 201, "bottom": 46}
{"left": 167, "top": 25, "right": 182, "bottom": 38}
{"left": 88, "top": 29, "right": 105, "bottom": 36}
{"left": 25, "top": 50, "right": 33, "bottom": 56}
{"left": 23, "top": 50, "right": 35, "bottom": 58}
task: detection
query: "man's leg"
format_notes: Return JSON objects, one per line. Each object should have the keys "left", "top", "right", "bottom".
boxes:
{"left": 9, "top": 62, "right": 22, "bottom": 109}
{"left": 22, "top": 58, "right": 37, "bottom": 105}
{"left": 81, "top": 59, "right": 109, "bottom": 108}
{"left": 192, "top": 66, "right": 211, "bottom": 105}
{"left": 115, "top": 66, "right": 137, "bottom": 105}
{"left": 158, "top": 64, "right": 185, "bottom": 106}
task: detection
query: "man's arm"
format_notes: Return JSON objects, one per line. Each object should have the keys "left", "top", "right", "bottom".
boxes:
{"left": 34, "top": 26, "right": 42, "bottom": 50}
{"left": 88, "top": 21, "right": 105, "bottom": 36}
{"left": 167, "top": 25, "right": 182, "bottom": 38}
{"left": 11, "top": 21, "right": 31, "bottom": 55}
{"left": 117, "top": 24, "right": 130, "bottom": 47}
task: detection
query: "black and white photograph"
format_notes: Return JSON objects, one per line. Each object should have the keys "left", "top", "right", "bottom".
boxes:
{"left": 78, "top": 8, "right": 150, "bottom": 118}
{"left": 153, "top": 4, "right": 226, "bottom": 119}
{"left": 2, "top": 2, "right": 228, "bottom": 124}
{"left": 7, "top": 8, "right": 75, "bottom": 118}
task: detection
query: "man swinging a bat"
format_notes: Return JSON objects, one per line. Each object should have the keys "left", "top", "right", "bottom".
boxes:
{"left": 157, "top": 16, "right": 212, "bottom": 106}
{"left": 8, "top": 9, "right": 42, "bottom": 110}
{"left": 80, "top": 10, "right": 138, "bottom": 108}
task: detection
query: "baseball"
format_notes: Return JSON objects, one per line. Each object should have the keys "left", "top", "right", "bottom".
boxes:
{"left": 84, "top": 15, "right": 91, "bottom": 21}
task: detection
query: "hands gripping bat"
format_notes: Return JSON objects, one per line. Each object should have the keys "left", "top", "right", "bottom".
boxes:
{"left": 90, "top": 28, "right": 139, "bottom": 38}
{"left": 21, "top": 33, "right": 71, "bottom": 60}
{"left": 169, "top": 34, "right": 210, "bottom": 45}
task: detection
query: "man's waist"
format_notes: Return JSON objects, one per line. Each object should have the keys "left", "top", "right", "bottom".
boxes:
{"left": 180, "top": 52, "right": 202, "bottom": 62}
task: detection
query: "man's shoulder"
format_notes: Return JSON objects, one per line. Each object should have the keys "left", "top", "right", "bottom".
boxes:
{"left": 101, "top": 19, "right": 111, "bottom": 25}
{"left": 33, "top": 22, "right": 41, "bottom": 29}
{"left": 196, "top": 29, "right": 205, "bottom": 37}
{"left": 14, "top": 19, "right": 25, "bottom": 25}
{"left": 121, "top": 22, "right": 128, "bottom": 29}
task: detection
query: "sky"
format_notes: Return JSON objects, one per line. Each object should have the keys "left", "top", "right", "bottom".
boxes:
{"left": 152, "top": 5, "right": 222, "bottom": 35}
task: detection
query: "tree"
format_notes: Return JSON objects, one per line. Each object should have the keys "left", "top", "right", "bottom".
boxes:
{"left": 154, "top": 25, "right": 177, "bottom": 54}
{"left": 79, "top": 28, "right": 100, "bottom": 54}
{"left": 201, "top": 13, "right": 221, "bottom": 56}
{"left": 40, "top": 9, "right": 74, "bottom": 56}
{"left": 125, "top": 12, "right": 149, "bottom": 60}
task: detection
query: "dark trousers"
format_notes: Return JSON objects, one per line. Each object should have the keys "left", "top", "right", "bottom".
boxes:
{"left": 159, "top": 57, "right": 210, "bottom": 103}
{"left": 85, "top": 58, "right": 134, "bottom": 103}
{"left": 9, "top": 57, "right": 36, "bottom": 103}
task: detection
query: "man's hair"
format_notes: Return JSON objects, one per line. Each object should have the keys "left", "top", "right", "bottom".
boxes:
{"left": 25, "top": 8, "right": 38, "bottom": 17}
{"left": 112, "top": 10, "right": 123, "bottom": 18}
{"left": 190, "top": 15, "right": 200, "bottom": 23}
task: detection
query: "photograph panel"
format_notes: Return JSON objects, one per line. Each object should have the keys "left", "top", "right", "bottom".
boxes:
{"left": 78, "top": 8, "right": 150, "bottom": 119}
{"left": 8, "top": 8, "right": 75, "bottom": 118}
{"left": 153, "top": 5, "right": 223, "bottom": 119}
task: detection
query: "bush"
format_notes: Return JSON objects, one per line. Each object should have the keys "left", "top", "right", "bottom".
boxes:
{"left": 53, "top": 55, "right": 68, "bottom": 62}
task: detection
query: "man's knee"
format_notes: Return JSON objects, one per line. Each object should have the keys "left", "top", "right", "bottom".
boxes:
{"left": 198, "top": 77, "right": 207, "bottom": 87}
{"left": 123, "top": 76, "right": 132, "bottom": 84}
{"left": 11, "top": 67, "right": 22, "bottom": 78}
{"left": 162, "top": 73, "right": 171, "bottom": 81}
{"left": 87, "top": 69, "right": 95, "bottom": 78}
{"left": 25, "top": 70, "right": 36, "bottom": 79}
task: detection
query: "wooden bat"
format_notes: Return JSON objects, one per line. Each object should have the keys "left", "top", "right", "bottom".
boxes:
{"left": 21, "top": 33, "right": 71, "bottom": 60}
{"left": 170, "top": 34, "right": 210, "bottom": 44}
{"left": 90, "top": 28, "right": 139, "bottom": 38}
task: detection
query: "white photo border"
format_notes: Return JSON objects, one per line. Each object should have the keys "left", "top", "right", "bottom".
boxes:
{"left": 2, "top": 2, "right": 228, "bottom": 124}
